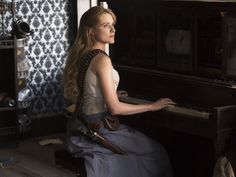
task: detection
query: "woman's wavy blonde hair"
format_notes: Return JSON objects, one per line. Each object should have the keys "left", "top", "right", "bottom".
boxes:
{"left": 62, "top": 6, "right": 116, "bottom": 103}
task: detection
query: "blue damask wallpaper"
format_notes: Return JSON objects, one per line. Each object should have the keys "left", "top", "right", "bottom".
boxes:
{"left": 2, "top": 0, "right": 77, "bottom": 117}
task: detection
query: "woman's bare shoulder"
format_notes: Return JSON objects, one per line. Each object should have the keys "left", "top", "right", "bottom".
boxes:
{"left": 93, "top": 52, "right": 112, "bottom": 66}
{"left": 91, "top": 52, "right": 112, "bottom": 73}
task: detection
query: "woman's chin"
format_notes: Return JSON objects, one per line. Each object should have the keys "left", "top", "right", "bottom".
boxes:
{"left": 109, "top": 40, "right": 115, "bottom": 44}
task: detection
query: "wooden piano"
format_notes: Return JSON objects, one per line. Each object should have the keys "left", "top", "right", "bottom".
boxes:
{"left": 105, "top": 0, "right": 236, "bottom": 176}
{"left": 117, "top": 65, "right": 236, "bottom": 152}
{"left": 116, "top": 67, "right": 236, "bottom": 177}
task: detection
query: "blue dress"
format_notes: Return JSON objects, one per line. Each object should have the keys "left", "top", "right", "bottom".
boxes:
{"left": 66, "top": 51, "right": 173, "bottom": 177}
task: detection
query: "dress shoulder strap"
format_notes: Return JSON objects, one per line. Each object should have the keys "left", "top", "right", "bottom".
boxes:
{"left": 76, "top": 49, "right": 107, "bottom": 115}
{"left": 78, "top": 49, "right": 107, "bottom": 85}
{"left": 85, "top": 49, "right": 107, "bottom": 61}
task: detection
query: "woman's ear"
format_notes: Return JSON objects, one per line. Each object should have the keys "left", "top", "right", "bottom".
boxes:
{"left": 89, "top": 28, "right": 95, "bottom": 36}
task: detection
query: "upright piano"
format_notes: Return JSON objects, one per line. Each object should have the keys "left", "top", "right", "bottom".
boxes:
{"left": 105, "top": 0, "right": 236, "bottom": 176}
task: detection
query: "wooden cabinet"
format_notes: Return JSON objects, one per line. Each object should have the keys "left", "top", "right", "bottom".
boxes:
{"left": 0, "top": 41, "right": 18, "bottom": 145}
{"left": 0, "top": 1, "right": 31, "bottom": 145}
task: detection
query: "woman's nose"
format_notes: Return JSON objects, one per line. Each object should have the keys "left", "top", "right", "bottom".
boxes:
{"left": 110, "top": 25, "right": 115, "bottom": 32}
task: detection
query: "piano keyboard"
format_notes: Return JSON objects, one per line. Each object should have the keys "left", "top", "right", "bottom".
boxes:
{"left": 119, "top": 96, "right": 210, "bottom": 119}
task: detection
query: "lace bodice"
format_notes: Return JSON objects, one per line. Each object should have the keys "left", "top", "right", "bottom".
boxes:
{"left": 80, "top": 63, "right": 119, "bottom": 115}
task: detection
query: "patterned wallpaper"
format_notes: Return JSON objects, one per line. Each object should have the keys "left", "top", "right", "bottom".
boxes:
{"left": 1, "top": 0, "right": 77, "bottom": 117}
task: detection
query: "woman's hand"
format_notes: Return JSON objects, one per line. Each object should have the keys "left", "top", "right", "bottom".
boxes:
{"left": 117, "top": 90, "right": 128, "bottom": 98}
{"left": 150, "top": 98, "right": 176, "bottom": 111}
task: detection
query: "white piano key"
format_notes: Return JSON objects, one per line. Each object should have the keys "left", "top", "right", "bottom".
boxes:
{"left": 119, "top": 96, "right": 210, "bottom": 119}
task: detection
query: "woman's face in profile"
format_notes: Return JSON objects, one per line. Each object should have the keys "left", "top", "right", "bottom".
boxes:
{"left": 92, "top": 13, "right": 116, "bottom": 45}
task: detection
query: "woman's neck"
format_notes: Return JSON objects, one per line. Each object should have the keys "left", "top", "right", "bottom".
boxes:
{"left": 92, "top": 43, "right": 105, "bottom": 51}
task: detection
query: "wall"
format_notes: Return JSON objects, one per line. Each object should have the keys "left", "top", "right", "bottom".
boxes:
{"left": 1, "top": 0, "right": 77, "bottom": 117}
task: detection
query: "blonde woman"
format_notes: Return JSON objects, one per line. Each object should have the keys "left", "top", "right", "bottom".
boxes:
{"left": 63, "top": 6, "right": 175, "bottom": 177}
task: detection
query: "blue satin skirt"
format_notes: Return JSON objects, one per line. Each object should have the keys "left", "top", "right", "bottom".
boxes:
{"left": 66, "top": 112, "right": 173, "bottom": 177}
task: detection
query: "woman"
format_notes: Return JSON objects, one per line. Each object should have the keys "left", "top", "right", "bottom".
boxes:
{"left": 63, "top": 6, "right": 176, "bottom": 177}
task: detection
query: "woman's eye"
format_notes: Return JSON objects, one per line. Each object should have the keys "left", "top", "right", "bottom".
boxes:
{"left": 101, "top": 23, "right": 115, "bottom": 29}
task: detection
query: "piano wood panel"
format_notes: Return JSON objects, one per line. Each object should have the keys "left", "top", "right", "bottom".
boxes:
{"left": 117, "top": 67, "right": 236, "bottom": 177}
{"left": 106, "top": 1, "right": 236, "bottom": 176}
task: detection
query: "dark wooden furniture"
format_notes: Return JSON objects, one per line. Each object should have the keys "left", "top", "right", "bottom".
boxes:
{"left": 105, "top": 0, "right": 236, "bottom": 177}
{"left": 0, "top": 1, "right": 18, "bottom": 146}
{"left": 0, "top": 1, "right": 30, "bottom": 145}
{"left": 0, "top": 43, "right": 18, "bottom": 146}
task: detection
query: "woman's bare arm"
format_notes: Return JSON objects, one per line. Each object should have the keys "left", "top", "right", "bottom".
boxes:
{"left": 91, "top": 54, "right": 176, "bottom": 116}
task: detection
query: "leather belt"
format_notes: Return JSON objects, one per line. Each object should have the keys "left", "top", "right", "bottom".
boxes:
{"left": 86, "top": 121, "right": 104, "bottom": 132}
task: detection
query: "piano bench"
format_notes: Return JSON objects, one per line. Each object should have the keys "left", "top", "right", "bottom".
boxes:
{"left": 54, "top": 148, "right": 86, "bottom": 177}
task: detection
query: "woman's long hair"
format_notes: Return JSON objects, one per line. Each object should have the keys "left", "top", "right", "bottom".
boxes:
{"left": 62, "top": 6, "right": 116, "bottom": 103}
